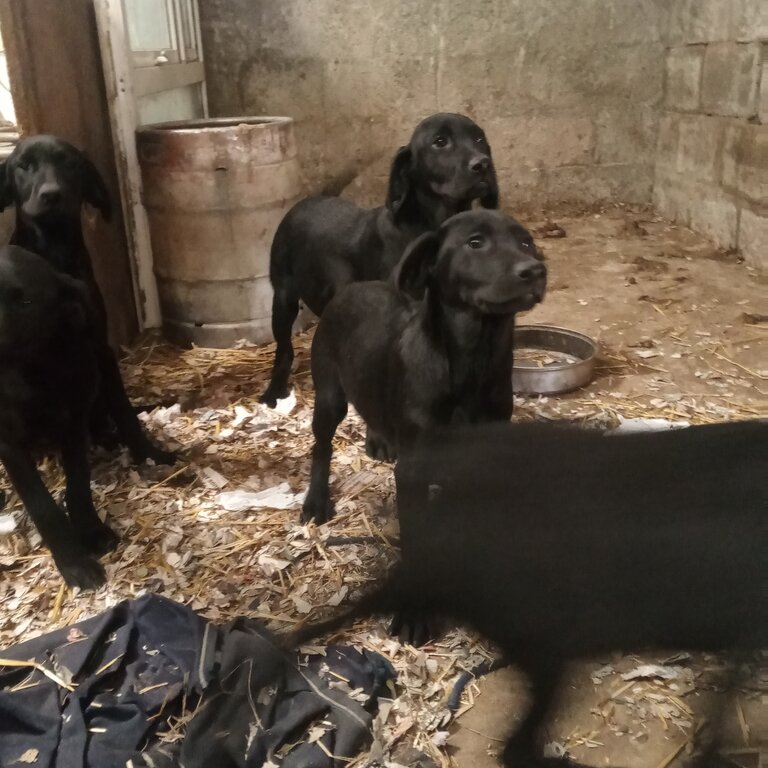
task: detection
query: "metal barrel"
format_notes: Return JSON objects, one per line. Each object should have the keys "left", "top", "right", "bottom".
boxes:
{"left": 136, "top": 116, "right": 303, "bottom": 347}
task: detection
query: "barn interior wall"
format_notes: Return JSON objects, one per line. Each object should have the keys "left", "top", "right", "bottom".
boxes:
{"left": 654, "top": 0, "right": 767, "bottom": 271}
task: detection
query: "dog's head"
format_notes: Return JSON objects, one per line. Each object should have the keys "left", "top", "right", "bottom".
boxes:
{"left": 394, "top": 210, "right": 547, "bottom": 314}
{"left": 0, "top": 135, "right": 112, "bottom": 224}
{"left": 386, "top": 113, "right": 498, "bottom": 220}
{"left": 0, "top": 245, "right": 91, "bottom": 353}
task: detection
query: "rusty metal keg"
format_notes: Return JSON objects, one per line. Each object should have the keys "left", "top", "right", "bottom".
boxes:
{"left": 136, "top": 116, "right": 303, "bottom": 347}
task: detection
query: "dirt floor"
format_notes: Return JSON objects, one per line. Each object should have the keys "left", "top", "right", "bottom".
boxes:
{"left": 0, "top": 205, "right": 766, "bottom": 766}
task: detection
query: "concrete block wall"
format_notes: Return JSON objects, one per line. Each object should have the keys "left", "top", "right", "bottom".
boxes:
{"left": 199, "top": 0, "right": 666, "bottom": 208}
{"left": 654, "top": 0, "right": 767, "bottom": 271}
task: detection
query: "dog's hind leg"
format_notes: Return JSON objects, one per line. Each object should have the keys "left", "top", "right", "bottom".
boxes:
{"left": 302, "top": 355, "right": 348, "bottom": 524}
{"left": 97, "top": 346, "right": 176, "bottom": 465}
{"left": 60, "top": 422, "right": 119, "bottom": 557}
{"left": 261, "top": 279, "right": 300, "bottom": 407}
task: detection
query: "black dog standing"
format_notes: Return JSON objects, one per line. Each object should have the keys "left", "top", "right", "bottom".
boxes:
{"left": 0, "top": 246, "right": 117, "bottom": 589}
{"left": 261, "top": 113, "right": 499, "bottom": 411}
{"left": 302, "top": 210, "right": 546, "bottom": 523}
{"left": 0, "top": 135, "right": 174, "bottom": 465}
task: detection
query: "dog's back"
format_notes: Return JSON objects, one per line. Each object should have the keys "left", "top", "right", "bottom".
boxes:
{"left": 392, "top": 420, "right": 767, "bottom": 656}
{"left": 270, "top": 196, "right": 385, "bottom": 314}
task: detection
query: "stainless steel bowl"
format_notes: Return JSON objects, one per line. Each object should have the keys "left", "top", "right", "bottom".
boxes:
{"left": 512, "top": 325, "right": 598, "bottom": 395}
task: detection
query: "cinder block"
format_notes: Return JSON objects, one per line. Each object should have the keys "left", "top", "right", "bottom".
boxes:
{"left": 655, "top": 113, "right": 681, "bottom": 167}
{"left": 675, "top": 115, "right": 723, "bottom": 181}
{"left": 485, "top": 115, "right": 595, "bottom": 170}
{"left": 739, "top": 208, "right": 768, "bottom": 272}
{"left": 700, "top": 43, "right": 760, "bottom": 118}
{"left": 594, "top": 105, "right": 657, "bottom": 165}
{"left": 605, "top": 0, "right": 666, "bottom": 44}
{"left": 547, "top": 43, "right": 664, "bottom": 107}
{"left": 688, "top": 191, "right": 740, "bottom": 249}
{"left": 493, "top": 167, "right": 546, "bottom": 209}
{"left": 734, "top": 0, "right": 768, "bottom": 42}
{"left": 544, "top": 163, "right": 654, "bottom": 205}
{"left": 655, "top": 177, "right": 739, "bottom": 249}
{"left": 722, "top": 124, "right": 768, "bottom": 205}
{"left": 653, "top": 176, "right": 692, "bottom": 225}
{"left": 665, "top": 47, "right": 703, "bottom": 111}
{"left": 669, "top": 0, "right": 732, "bottom": 44}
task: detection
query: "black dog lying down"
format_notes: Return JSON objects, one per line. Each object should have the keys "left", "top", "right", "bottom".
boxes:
{"left": 290, "top": 420, "right": 768, "bottom": 767}
{"left": 0, "top": 135, "right": 174, "bottom": 466}
{"left": 302, "top": 210, "right": 546, "bottom": 523}
{"left": 261, "top": 112, "right": 499, "bottom": 409}
{"left": 0, "top": 246, "right": 118, "bottom": 590}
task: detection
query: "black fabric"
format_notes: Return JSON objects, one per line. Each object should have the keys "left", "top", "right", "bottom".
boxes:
{"left": 180, "top": 619, "right": 396, "bottom": 768}
{"left": 0, "top": 599, "right": 395, "bottom": 768}
{"left": 305, "top": 645, "right": 396, "bottom": 713}
{"left": 0, "top": 594, "right": 205, "bottom": 768}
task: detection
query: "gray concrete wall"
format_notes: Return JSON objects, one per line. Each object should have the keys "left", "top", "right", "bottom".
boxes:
{"left": 653, "top": 0, "right": 767, "bottom": 271}
{"left": 199, "top": 0, "right": 667, "bottom": 208}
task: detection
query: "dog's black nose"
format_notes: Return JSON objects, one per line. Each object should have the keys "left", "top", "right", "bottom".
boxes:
{"left": 39, "top": 184, "right": 62, "bottom": 205}
{"left": 470, "top": 155, "right": 490, "bottom": 173}
{"left": 514, "top": 260, "right": 546, "bottom": 282}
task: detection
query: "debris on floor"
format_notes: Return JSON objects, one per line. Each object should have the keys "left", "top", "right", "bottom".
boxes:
{"left": 0, "top": 206, "right": 766, "bottom": 766}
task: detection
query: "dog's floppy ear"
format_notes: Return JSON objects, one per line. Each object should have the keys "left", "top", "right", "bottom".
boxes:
{"left": 0, "top": 159, "right": 13, "bottom": 212}
{"left": 385, "top": 145, "right": 413, "bottom": 219}
{"left": 82, "top": 156, "right": 113, "bottom": 221}
{"left": 481, "top": 154, "right": 499, "bottom": 210}
{"left": 393, "top": 231, "right": 439, "bottom": 299}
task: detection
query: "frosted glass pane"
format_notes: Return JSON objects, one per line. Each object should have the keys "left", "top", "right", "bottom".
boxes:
{"left": 125, "top": 0, "right": 172, "bottom": 51}
{"left": 137, "top": 84, "right": 203, "bottom": 126}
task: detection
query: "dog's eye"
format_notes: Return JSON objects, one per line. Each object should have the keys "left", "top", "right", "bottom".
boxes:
{"left": 467, "top": 236, "right": 485, "bottom": 249}
{"left": 475, "top": 136, "right": 487, "bottom": 145}
{"left": 432, "top": 135, "right": 449, "bottom": 148}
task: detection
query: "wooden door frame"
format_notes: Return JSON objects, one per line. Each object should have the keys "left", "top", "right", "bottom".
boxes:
{"left": 94, "top": 0, "right": 161, "bottom": 329}
{"left": 95, "top": 0, "right": 208, "bottom": 330}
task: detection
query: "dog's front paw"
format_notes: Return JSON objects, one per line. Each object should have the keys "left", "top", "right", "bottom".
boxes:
{"left": 260, "top": 383, "right": 290, "bottom": 409}
{"left": 55, "top": 551, "right": 107, "bottom": 591}
{"left": 301, "top": 494, "right": 334, "bottom": 525}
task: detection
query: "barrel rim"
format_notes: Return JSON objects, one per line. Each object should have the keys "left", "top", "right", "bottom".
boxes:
{"left": 137, "top": 116, "right": 294, "bottom": 135}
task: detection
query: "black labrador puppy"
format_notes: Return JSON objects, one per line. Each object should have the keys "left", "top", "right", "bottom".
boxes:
{"left": 302, "top": 210, "right": 546, "bottom": 523}
{"left": 0, "top": 135, "right": 174, "bottom": 465}
{"left": 290, "top": 419, "right": 768, "bottom": 768}
{"left": 261, "top": 112, "right": 498, "bottom": 409}
{"left": 0, "top": 245, "right": 119, "bottom": 590}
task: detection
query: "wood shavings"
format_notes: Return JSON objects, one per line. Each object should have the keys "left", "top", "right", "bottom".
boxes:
{"left": 0, "top": 208, "right": 765, "bottom": 765}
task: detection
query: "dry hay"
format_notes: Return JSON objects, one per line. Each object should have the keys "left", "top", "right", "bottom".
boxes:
{"left": 0, "top": 313, "right": 766, "bottom": 764}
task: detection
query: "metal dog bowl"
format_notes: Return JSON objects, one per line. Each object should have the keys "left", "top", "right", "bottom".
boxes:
{"left": 513, "top": 325, "right": 597, "bottom": 395}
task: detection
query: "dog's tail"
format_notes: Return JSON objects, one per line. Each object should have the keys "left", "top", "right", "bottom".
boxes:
{"left": 283, "top": 573, "right": 404, "bottom": 651}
